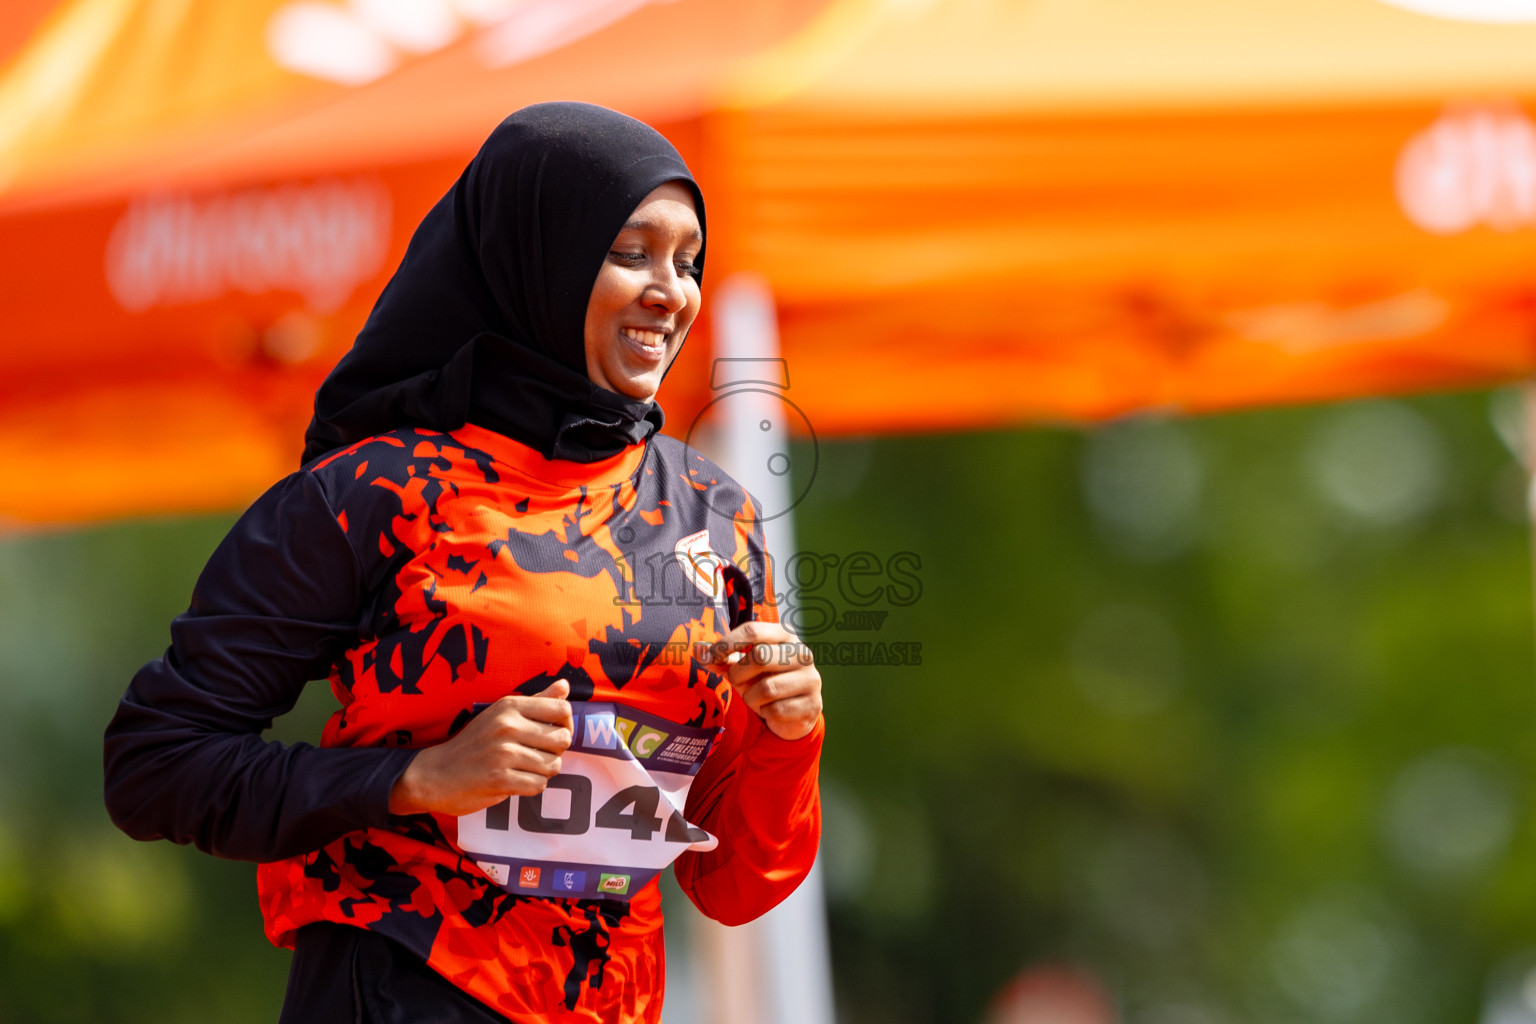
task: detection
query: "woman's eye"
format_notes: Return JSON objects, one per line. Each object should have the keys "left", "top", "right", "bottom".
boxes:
{"left": 609, "top": 250, "right": 645, "bottom": 265}
{"left": 675, "top": 260, "right": 698, "bottom": 276}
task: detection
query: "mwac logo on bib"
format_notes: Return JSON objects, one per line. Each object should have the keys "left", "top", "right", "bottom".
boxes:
{"left": 583, "top": 712, "right": 670, "bottom": 758}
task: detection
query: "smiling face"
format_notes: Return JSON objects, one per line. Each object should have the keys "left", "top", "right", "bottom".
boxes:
{"left": 583, "top": 181, "right": 703, "bottom": 403}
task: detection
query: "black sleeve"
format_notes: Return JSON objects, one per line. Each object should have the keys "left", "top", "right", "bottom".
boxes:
{"left": 103, "top": 469, "right": 418, "bottom": 862}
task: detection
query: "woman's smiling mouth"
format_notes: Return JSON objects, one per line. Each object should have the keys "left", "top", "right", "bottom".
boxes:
{"left": 621, "top": 326, "right": 669, "bottom": 359}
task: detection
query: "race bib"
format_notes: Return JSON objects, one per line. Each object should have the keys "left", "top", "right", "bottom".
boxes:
{"left": 457, "top": 702, "right": 720, "bottom": 901}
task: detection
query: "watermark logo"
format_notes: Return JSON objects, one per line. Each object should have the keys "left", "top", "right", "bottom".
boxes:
{"left": 776, "top": 550, "right": 922, "bottom": 638}
{"left": 684, "top": 357, "right": 819, "bottom": 524}
{"left": 677, "top": 316, "right": 924, "bottom": 663}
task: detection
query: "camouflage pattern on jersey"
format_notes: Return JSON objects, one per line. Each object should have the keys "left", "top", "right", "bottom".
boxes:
{"left": 256, "top": 423, "right": 775, "bottom": 1023}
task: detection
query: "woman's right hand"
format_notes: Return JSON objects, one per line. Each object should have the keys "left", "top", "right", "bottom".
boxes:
{"left": 387, "top": 679, "right": 573, "bottom": 817}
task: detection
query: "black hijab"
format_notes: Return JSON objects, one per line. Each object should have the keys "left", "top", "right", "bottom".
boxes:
{"left": 300, "top": 102, "right": 706, "bottom": 466}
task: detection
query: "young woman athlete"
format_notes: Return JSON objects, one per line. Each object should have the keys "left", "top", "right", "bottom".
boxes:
{"left": 104, "top": 102, "right": 824, "bottom": 1024}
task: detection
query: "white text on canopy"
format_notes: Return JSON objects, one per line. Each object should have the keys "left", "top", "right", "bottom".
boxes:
{"left": 105, "top": 179, "right": 392, "bottom": 314}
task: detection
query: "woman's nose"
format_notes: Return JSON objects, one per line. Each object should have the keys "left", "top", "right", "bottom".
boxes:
{"left": 643, "top": 267, "right": 687, "bottom": 312}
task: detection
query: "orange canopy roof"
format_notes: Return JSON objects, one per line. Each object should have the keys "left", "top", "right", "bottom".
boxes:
{"left": 0, "top": 0, "right": 825, "bottom": 523}
{"left": 5, "top": 0, "right": 1536, "bottom": 523}
{"left": 708, "top": 0, "right": 1536, "bottom": 432}
{"left": 0, "top": 0, "right": 57, "bottom": 68}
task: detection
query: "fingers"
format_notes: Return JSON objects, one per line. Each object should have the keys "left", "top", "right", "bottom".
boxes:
{"left": 521, "top": 678, "right": 574, "bottom": 728}
{"left": 695, "top": 634, "right": 813, "bottom": 679}
{"left": 498, "top": 678, "right": 573, "bottom": 773}
{"left": 533, "top": 678, "right": 570, "bottom": 700}
{"left": 480, "top": 690, "right": 572, "bottom": 755}
{"left": 498, "top": 741, "right": 563, "bottom": 779}
{"left": 693, "top": 641, "right": 746, "bottom": 667}
{"left": 732, "top": 643, "right": 810, "bottom": 682}
{"left": 505, "top": 714, "right": 572, "bottom": 755}
{"left": 694, "top": 621, "right": 795, "bottom": 664}
{"left": 487, "top": 679, "right": 573, "bottom": 732}
{"left": 393, "top": 681, "right": 579, "bottom": 816}
{"left": 518, "top": 696, "right": 575, "bottom": 731}
{"left": 740, "top": 673, "right": 822, "bottom": 741}
{"left": 497, "top": 771, "right": 560, "bottom": 799}
{"left": 719, "top": 634, "right": 822, "bottom": 740}
{"left": 694, "top": 625, "right": 820, "bottom": 741}
{"left": 735, "top": 664, "right": 819, "bottom": 714}
{"left": 714, "top": 620, "right": 798, "bottom": 652}
{"left": 730, "top": 620, "right": 792, "bottom": 643}
{"left": 756, "top": 694, "right": 822, "bottom": 741}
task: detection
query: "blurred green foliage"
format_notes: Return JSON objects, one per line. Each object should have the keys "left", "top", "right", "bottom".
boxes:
{"left": 0, "top": 514, "right": 285, "bottom": 1023}
{"left": 1, "top": 389, "right": 1534, "bottom": 1023}
{"left": 802, "top": 390, "right": 1536, "bottom": 1024}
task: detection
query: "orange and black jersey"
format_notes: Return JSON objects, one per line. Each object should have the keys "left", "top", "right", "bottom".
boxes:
{"left": 105, "top": 423, "right": 823, "bottom": 1023}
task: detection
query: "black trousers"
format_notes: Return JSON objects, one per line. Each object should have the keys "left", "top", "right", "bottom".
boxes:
{"left": 278, "top": 923, "right": 516, "bottom": 1024}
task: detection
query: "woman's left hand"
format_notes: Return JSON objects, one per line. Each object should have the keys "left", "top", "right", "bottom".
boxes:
{"left": 699, "top": 622, "right": 822, "bottom": 741}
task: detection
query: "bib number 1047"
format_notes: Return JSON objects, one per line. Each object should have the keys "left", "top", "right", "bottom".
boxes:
{"left": 485, "top": 776, "right": 708, "bottom": 844}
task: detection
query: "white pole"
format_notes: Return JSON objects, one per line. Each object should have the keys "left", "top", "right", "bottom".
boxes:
{"left": 691, "top": 272, "right": 837, "bottom": 1024}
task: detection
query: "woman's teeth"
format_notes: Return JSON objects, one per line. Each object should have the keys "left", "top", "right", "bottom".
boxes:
{"left": 622, "top": 327, "right": 666, "bottom": 350}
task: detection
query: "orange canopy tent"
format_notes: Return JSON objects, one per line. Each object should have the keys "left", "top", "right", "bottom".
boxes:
{"left": 717, "top": 0, "right": 1536, "bottom": 431}
{"left": 5, "top": 0, "right": 1536, "bottom": 524}
{"left": 0, "top": 0, "right": 832, "bottom": 522}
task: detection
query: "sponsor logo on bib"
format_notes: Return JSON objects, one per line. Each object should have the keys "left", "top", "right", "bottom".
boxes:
{"left": 554, "top": 870, "right": 586, "bottom": 893}
{"left": 475, "top": 860, "right": 508, "bottom": 886}
{"left": 518, "top": 866, "right": 541, "bottom": 889}
{"left": 598, "top": 873, "right": 631, "bottom": 895}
